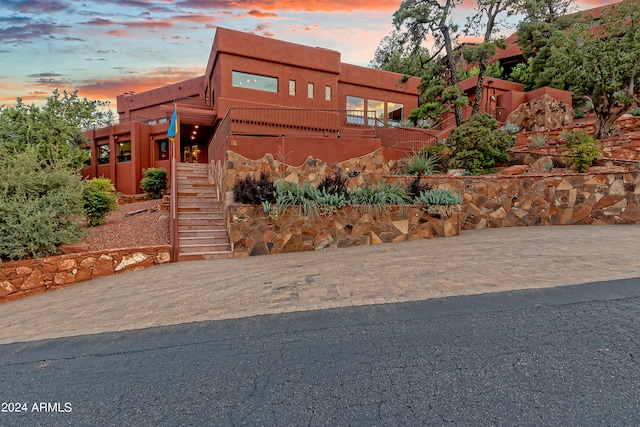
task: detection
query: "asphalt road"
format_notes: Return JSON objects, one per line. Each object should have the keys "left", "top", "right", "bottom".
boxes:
{"left": 1, "top": 278, "right": 638, "bottom": 426}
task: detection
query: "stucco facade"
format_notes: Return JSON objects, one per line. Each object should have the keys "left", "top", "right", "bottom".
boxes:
{"left": 83, "top": 28, "right": 422, "bottom": 194}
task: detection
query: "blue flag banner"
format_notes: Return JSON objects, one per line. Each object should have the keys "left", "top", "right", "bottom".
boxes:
{"left": 167, "top": 108, "right": 178, "bottom": 141}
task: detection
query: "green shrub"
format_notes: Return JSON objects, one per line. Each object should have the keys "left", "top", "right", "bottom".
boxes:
{"left": 418, "top": 188, "right": 463, "bottom": 205}
{"left": 0, "top": 145, "right": 86, "bottom": 260}
{"left": 233, "top": 172, "right": 275, "bottom": 204}
{"left": 573, "top": 107, "right": 584, "bottom": 119}
{"left": 140, "top": 167, "right": 167, "bottom": 199}
{"left": 403, "top": 150, "right": 439, "bottom": 175}
{"left": 448, "top": 113, "right": 515, "bottom": 175}
{"left": 566, "top": 132, "right": 601, "bottom": 172}
{"left": 83, "top": 178, "right": 118, "bottom": 226}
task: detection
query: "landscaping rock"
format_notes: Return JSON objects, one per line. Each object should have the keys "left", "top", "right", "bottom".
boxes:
{"left": 505, "top": 94, "right": 573, "bottom": 132}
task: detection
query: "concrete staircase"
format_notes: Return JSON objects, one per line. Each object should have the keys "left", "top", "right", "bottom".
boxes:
{"left": 176, "top": 163, "right": 232, "bottom": 261}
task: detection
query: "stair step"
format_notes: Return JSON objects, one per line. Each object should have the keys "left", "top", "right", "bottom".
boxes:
{"left": 178, "top": 207, "right": 222, "bottom": 213}
{"left": 178, "top": 221, "right": 225, "bottom": 228}
{"left": 178, "top": 224, "right": 226, "bottom": 230}
{"left": 180, "top": 236, "right": 230, "bottom": 244}
{"left": 178, "top": 212, "right": 223, "bottom": 218}
{"left": 178, "top": 252, "right": 233, "bottom": 261}
{"left": 180, "top": 243, "right": 231, "bottom": 253}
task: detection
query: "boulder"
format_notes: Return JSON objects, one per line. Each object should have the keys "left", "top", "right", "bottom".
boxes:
{"left": 505, "top": 94, "right": 573, "bottom": 132}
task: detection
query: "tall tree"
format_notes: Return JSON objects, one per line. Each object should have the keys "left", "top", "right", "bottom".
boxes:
{"left": 464, "top": 0, "right": 520, "bottom": 116}
{"left": 393, "top": 0, "right": 466, "bottom": 126}
{"left": 370, "top": 30, "right": 436, "bottom": 78}
{"left": 514, "top": 0, "right": 577, "bottom": 89}
{"left": 546, "top": 0, "right": 639, "bottom": 139}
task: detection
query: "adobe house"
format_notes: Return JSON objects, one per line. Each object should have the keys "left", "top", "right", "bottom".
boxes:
{"left": 82, "top": 27, "right": 423, "bottom": 194}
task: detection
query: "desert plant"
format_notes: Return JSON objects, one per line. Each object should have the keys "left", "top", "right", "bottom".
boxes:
{"left": 233, "top": 172, "right": 275, "bottom": 204}
{"left": 349, "top": 182, "right": 410, "bottom": 215}
{"left": 83, "top": 177, "right": 119, "bottom": 226}
{"left": 139, "top": 167, "right": 167, "bottom": 199}
{"left": 566, "top": 132, "right": 601, "bottom": 172}
{"left": 573, "top": 107, "right": 585, "bottom": 119}
{"left": 403, "top": 150, "right": 440, "bottom": 175}
{"left": 629, "top": 107, "right": 640, "bottom": 116}
{"left": 418, "top": 188, "right": 463, "bottom": 205}
{"left": 500, "top": 122, "right": 519, "bottom": 135}
{"left": 448, "top": 113, "right": 515, "bottom": 175}
{"left": 317, "top": 172, "right": 348, "bottom": 197}
{"left": 418, "top": 188, "right": 463, "bottom": 217}
{"left": 529, "top": 134, "right": 547, "bottom": 148}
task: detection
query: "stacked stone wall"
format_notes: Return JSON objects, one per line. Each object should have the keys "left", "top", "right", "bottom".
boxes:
{"left": 390, "top": 172, "right": 640, "bottom": 230}
{"left": 0, "top": 246, "right": 171, "bottom": 303}
{"left": 225, "top": 148, "right": 396, "bottom": 193}
{"left": 228, "top": 205, "right": 459, "bottom": 257}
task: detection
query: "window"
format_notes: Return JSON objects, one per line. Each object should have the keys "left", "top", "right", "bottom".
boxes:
{"left": 116, "top": 141, "right": 131, "bottom": 162}
{"left": 346, "top": 96, "right": 365, "bottom": 125}
{"left": 289, "top": 80, "right": 296, "bottom": 96}
{"left": 368, "top": 99, "right": 385, "bottom": 126}
{"left": 307, "top": 83, "right": 314, "bottom": 98}
{"left": 98, "top": 144, "right": 110, "bottom": 165}
{"left": 325, "top": 86, "right": 332, "bottom": 101}
{"left": 232, "top": 71, "right": 278, "bottom": 93}
{"left": 387, "top": 102, "right": 404, "bottom": 126}
{"left": 157, "top": 139, "right": 169, "bottom": 160}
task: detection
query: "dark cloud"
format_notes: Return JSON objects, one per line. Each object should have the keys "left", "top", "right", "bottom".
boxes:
{"left": 3, "top": 0, "right": 71, "bottom": 14}
{"left": 29, "top": 72, "right": 64, "bottom": 78}
{"left": 0, "top": 22, "right": 70, "bottom": 44}
{"left": 82, "top": 18, "right": 117, "bottom": 26}
{"left": 250, "top": 23, "right": 274, "bottom": 38}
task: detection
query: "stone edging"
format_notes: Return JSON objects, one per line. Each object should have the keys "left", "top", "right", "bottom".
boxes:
{"left": 0, "top": 245, "right": 171, "bottom": 303}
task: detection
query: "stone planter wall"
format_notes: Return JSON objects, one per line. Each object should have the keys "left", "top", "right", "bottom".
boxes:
{"left": 228, "top": 205, "right": 460, "bottom": 257}
{"left": 0, "top": 245, "right": 171, "bottom": 303}
{"left": 390, "top": 172, "right": 640, "bottom": 230}
{"left": 225, "top": 148, "right": 397, "bottom": 193}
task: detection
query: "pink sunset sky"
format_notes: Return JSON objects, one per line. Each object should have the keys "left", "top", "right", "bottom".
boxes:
{"left": 0, "top": 0, "right": 617, "bottom": 111}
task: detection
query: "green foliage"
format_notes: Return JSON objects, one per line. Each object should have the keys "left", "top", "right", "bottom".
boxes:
{"left": 545, "top": 0, "right": 640, "bottom": 139}
{"left": 447, "top": 114, "right": 516, "bottom": 175}
{"left": 0, "top": 90, "right": 114, "bottom": 260}
{"left": 418, "top": 188, "right": 463, "bottom": 205}
{"left": 565, "top": 132, "right": 601, "bottom": 172}
{"left": 348, "top": 182, "right": 410, "bottom": 215}
{"left": 629, "top": 107, "right": 640, "bottom": 116}
{"left": 369, "top": 30, "right": 435, "bottom": 78}
{"left": 529, "top": 134, "right": 548, "bottom": 147}
{"left": 0, "top": 144, "right": 86, "bottom": 260}
{"left": 0, "top": 90, "right": 114, "bottom": 169}
{"left": 409, "top": 76, "right": 468, "bottom": 126}
{"left": 402, "top": 149, "right": 440, "bottom": 175}
{"left": 508, "top": 62, "right": 535, "bottom": 91}
{"left": 140, "top": 168, "right": 168, "bottom": 199}
{"left": 233, "top": 172, "right": 275, "bottom": 205}
{"left": 83, "top": 178, "right": 118, "bottom": 226}
{"left": 500, "top": 123, "right": 519, "bottom": 135}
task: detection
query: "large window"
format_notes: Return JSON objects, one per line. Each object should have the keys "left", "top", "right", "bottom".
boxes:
{"left": 232, "top": 71, "right": 278, "bottom": 93}
{"left": 116, "top": 141, "right": 131, "bottom": 162}
{"left": 98, "top": 144, "right": 110, "bottom": 165}
{"left": 387, "top": 102, "right": 404, "bottom": 126}
{"left": 368, "top": 99, "right": 385, "bottom": 126}
{"left": 346, "top": 96, "right": 365, "bottom": 125}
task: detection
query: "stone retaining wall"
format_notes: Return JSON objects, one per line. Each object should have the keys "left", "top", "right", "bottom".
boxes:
{"left": 225, "top": 148, "right": 396, "bottom": 193}
{"left": 228, "top": 205, "right": 460, "bottom": 257}
{"left": 0, "top": 246, "right": 171, "bottom": 303}
{"left": 390, "top": 172, "right": 640, "bottom": 230}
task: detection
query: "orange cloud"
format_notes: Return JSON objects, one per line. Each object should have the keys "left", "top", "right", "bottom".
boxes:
{"left": 179, "top": 0, "right": 401, "bottom": 13}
